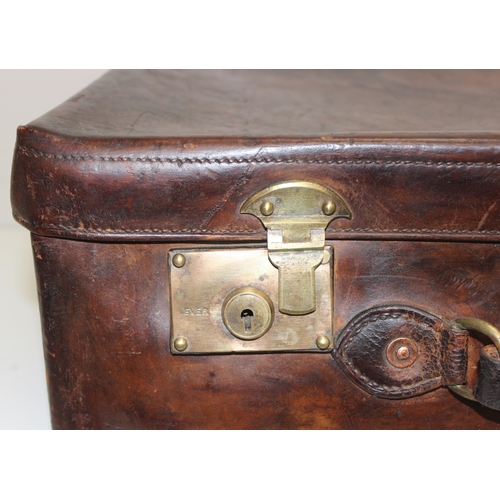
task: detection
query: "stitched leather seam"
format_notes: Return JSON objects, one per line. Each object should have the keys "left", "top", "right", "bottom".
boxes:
{"left": 18, "top": 146, "right": 500, "bottom": 167}
{"left": 331, "top": 228, "right": 500, "bottom": 234}
{"left": 12, "top": 216, "right": 262, "bottom": 234}
{"left": 341, "top": 311, "right": 403, "bottom": 353}
{"left": 14, "top": 215, "right": 500, "bottom": 236}
{"left": 29, "top": 224, "right": 500, "bottom": 236}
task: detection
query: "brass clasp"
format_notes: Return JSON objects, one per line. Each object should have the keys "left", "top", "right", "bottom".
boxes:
{"left": 241, "top": 181, "right": 351, "bottom": 315}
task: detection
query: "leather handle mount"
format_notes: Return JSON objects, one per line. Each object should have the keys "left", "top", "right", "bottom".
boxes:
{"left": 334, "top": 306, "right": 500, "bottom": 411}
{"left": 448, "top": 317, "right": 500, "bottom": 409}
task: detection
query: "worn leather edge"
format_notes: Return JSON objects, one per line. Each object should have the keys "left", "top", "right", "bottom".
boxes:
{"left": 13, "top": 212, "right": 500, "bottom": 243}
{"left": 474, "top": 345, "right": 500, "bottom": 410}
{"left": 441, "top": 325, "right": 469, "bottom": 385}
{"left": 11, "top": 126, "right": 500, "bottom": 242}
{"left": 15, "top": 125, "right": 500, "bottom": 162}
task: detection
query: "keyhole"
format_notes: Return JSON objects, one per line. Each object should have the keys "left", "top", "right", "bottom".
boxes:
{"left": 241, "top": 309, "right": 254, "bottom": 333}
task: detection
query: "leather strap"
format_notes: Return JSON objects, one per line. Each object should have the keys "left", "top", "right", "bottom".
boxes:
{"left": 474, "top": 345, "right": 500, "bottom": 410}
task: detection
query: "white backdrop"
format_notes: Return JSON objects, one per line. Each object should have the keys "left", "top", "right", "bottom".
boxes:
{"left": 0, "top": 70, "right": 108, "bottom": 429}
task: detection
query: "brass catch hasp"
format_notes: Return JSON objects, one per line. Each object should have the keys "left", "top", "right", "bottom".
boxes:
{"left": 241, "top": 181, "right": 352, "bottom": 315}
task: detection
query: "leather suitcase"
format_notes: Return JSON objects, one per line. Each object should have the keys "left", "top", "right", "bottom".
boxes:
{"left": 10, "top": 69, "right": 500, "bottom": 429}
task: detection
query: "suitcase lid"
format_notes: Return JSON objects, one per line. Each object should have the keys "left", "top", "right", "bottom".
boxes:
{"left": 11, "top": 69, "right": 500, "bottom": 242}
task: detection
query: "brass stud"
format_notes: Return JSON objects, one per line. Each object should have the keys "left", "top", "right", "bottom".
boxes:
{"left": 386, "top": 337, "right": 418, "bottom": 368}
{"left": 172, "top": 253, "right": 186, "bottom": 268}
{"left": 322, "top": 200, "right": 336, "bottom": 216}
{"left": 260, "top": 201, "right": 274, "bottom": 216}
{"left": 174, "top": 337, "right": 188, "bottom": 351}
{"left": 316, "top": 335, "right": 330, "bottom": 350}
{"left": 396, "top": 346, "right": 410, "bottom": 360}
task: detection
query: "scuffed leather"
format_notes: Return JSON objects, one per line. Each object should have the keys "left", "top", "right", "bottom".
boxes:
{"left": 474, "top": 345, "right": 500, "bottom": 410}
{"left": 13, "top": 71, "right": 500, "bottom": 429}
{"left": 334, "top": 306, "right": 468, "bottom": 399}
{"left": 28, "top": 70, "right": 500, "bottom": 138}
{"left": 31, "top": 237, "right": 500, "bottom": 429}
{"left": 10, "top": 70, "right": 500, "bottom": 242}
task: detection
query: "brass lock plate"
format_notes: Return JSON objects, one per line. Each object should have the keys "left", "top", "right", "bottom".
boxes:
{"left": 169, "top": 246, "right": 333, "bottom": 354}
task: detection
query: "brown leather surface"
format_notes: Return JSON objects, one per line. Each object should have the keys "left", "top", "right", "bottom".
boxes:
{"left": 32, "top": 235, "right": 500, "bottom": 429}
{"left": 474, "top": 345, "right": 500, "bottom": 410}
{"left": 15, "top": 70, "right": 500, "bottom": 428}
{"left": 335, "top": 306, "right": 467, "bottom": 398}
{"left": 11, "top": 126, "right": 500, "bottom": 242}
{"left": 27, "top": 70, "right": 500, "bottom": 137}
{"left": 11, "top": 70, "right": 500, "bottom": 242}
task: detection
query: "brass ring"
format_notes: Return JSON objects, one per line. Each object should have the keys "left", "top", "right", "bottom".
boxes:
{"left": 448, "top": 317, "right": 500, "bottom": 401}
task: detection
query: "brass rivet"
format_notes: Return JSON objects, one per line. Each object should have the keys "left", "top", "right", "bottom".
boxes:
{"left": 172, "top": 254, "right": 186, "bottom": 268}
{"left": 396, "top": 346, "right": 410, "bottom": 360}
{"left": 260, "top": 201, "right": 274, "bottom": 216}
{"left": 174, "top": 337, "right": 188, "bottom": 351}
{"left": 322, "top": 200, "right": 336, "bottom": 216}
{"left": 386, "top": 337, "right": 418, "bottom": 368}
{"left": 316, "top": 335, "right": 330, "bottom": 350}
